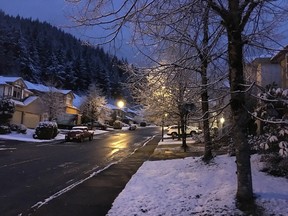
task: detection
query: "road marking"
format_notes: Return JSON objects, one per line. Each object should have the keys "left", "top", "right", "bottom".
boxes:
{"left": 0, "top": 147, "right": 16, "bottom": 151}
{"left": 28, "top": 161, "right": 119, "bottom": 212}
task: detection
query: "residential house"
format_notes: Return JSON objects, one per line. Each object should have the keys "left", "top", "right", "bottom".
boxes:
{"left": 0, "top": 76, "right": 81, "bottom": 128}
{"left": 244, "top": 57, "right": 284, "bottom": 135}
{"left": 24, "top": 81, "right": 81, "bottom": 128}
{"left": 270, "top": 46, "right": 288, "bottom": 88}
{"left": 0, "top": 76, "right": 45, "bottom": 128}
{"left": 124, "top": 107, "right": 141, "bottom": 124}
{"left": 106, "top": 103, "right": 126, "bottom": 124}
{"left": 245, "top": 57, "right": 282, "bottom": 90}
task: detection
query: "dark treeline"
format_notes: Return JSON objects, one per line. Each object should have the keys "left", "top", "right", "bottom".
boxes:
{"left": 0, "top": 10, "right": 130, "bottom": 99}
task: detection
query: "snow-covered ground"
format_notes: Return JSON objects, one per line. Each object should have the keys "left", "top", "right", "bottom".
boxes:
{"left": 107, "top": 138, "right": 288, "bottom": 216}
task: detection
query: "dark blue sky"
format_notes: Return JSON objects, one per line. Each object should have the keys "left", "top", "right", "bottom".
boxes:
{"left": 0, "top": 0, "right": 68, "bottom": 26}
{"left": 0, "top": 0, "right": 137, "bottom": 64}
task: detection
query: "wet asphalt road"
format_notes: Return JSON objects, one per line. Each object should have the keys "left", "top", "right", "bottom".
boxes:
{"left": 0, "top": 127, "right": 160, "bottom": 216}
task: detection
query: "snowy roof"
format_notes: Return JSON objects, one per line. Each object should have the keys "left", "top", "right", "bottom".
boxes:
{"left": 0, "top": 76, "right": 24, "bottom": 85}
{"left": 106, "top": 103, "right": 117, "bottom": 110}
{"left": 12, "top": 96, "right": 38, "bottom": 107}
{"left": 125, "top": 108, "right": 138, "bottom": 114}
{"left": 271, "top": 45, "right": 288, "bottom": 62}
{"left": 73, "top": 94, "right": 85, "bottom": 108}
{"left": 24, "top": 80, "right": 72, "bottom": 95}
{"left": 106, "top": 103, "right": 126, "bottom": 111}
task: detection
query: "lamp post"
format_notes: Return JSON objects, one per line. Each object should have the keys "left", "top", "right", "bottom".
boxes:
{"left": 116, "top": 100, "right": 125, "bottom": 121}
{"left": 161, "top": 113, "right": 168, "bottom": 141}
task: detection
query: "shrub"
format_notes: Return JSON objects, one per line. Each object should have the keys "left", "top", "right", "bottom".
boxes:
{"left": 10, "top": 124, "right": 27, "bottom": 134}
{"left": 0, "top": 125, "right": 11, "bottom": 134}
{"left": 17, "top": 124, "right": 27, "bottom": 134}
{"left": 0, "top": 98, "right": 15, "bottom": 124}
{"left": 33, "top": 121, "right": 58, "bottom": 140}
{"left": 113, "top": 120, "right": 122, "bottom": 129}
{"left": 260, "top": 153, "right": 288, "bottom": 178}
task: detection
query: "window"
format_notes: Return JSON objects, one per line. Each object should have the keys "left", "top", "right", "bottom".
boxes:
{"left": 12, "top": 86, "right": 22, "bottom": 99}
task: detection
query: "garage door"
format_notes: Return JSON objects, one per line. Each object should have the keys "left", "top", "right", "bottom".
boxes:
{"left": 23, "top": 113, "right": 40, "bottom": 129}
{"left": 11, "top": 111, "right": 22, "bottom": 125}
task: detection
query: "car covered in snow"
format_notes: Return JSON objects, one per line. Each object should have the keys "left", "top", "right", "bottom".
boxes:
{"left": 65, "top": 126, "right": 94, "bottom": 142}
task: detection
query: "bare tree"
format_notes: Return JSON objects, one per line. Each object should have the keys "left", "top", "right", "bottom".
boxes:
{"left": 206, "top": 0, "right": 288, "bottom": 210}
{"left": 80, "top": 84, "right": 108, "bottom": 124}
{"left": 129, "top": 60, "right": 201, "bottom": 150}
{"left": 40, "top": 87, "right": 66, "bottom": 121}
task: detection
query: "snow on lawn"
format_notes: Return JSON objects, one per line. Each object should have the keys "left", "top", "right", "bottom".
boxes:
{"left": 0, "top": 128, "right": 109, "bottom": 143}
{"left": 107, "top": 154, "right": 288, "bottom": 216}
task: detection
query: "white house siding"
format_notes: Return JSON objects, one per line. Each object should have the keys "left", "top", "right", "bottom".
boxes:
{"left": 261, "top": 64, "right": 282, "bottom": 87}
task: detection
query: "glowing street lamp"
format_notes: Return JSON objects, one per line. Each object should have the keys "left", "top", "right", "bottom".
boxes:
{"left": 117, "top": 100, "right": 125, "bottom": 109}
{"left": 220, "top": 117, "right": 225, "bottom": 127}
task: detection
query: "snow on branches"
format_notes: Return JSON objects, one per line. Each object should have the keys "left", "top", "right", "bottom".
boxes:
{"left": 255, "top": 87, "right": 288, "bottom": 157}
{"left": 0, "top": 97, "right": 15, "bottom": 124}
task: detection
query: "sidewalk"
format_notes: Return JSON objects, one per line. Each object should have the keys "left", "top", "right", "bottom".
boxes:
{"left": 151, "top": 136, "right": 205, "bottom": 160}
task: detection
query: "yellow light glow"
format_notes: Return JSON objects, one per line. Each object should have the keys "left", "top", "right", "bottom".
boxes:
{"left": 220, "top": 117, "right": 225, "bottom": 124}
{"left": 117, "top": 100, "right": 125, "bottom": 108}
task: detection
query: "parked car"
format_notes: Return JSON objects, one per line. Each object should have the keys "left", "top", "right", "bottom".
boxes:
{"left": 167, "top": 125, "right": 202, "bottom": 137}
{"left": 65, "top": 126, "right": 94, "bottom": 142}
{"left": 166, "top": 125, "right": 178, "bottom": 130}
{"left": 129, "top": 124, "right": 137, "bottom": 130}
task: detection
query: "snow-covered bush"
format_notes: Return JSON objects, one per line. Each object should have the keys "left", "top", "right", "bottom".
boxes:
{"left": 10, "top": 124, "right": 27, "bottom": 134}
{"left": 0, "top": 97, "right": 15, "bottom": 124}
{"left": 253, "top": 87, "right": 288, "bottom": 177}
{"left": 260, "top": 153, "right": 288, "bottom": 177}
{"left": 254, "top": 87, "right": 288, "bottom": 157}
{"left": 113, "top": 120, "right": 123, "bottom": 129}
{"left": 33, "top": 121, "right": 58, "bottom": 139}
{"left": 0, "top": 125, "right": 11, "bottom": 134}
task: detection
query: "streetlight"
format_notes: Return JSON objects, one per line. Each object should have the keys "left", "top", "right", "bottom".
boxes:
{"left": 116, "top": 100, "right": 125, "bottom": 121}
{"left": 117, "top": 100, "right": 125, "bottom": 109}
{"left": 162, "top": 113, "right": 168, "bottom": 141}
{"left": 220, "top": 117, "right": 225, "bottom": 127}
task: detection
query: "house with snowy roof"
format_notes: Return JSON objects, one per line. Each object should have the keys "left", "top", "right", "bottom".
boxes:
{"left": 0, "top": 76, "right": 81, "bottom": 128}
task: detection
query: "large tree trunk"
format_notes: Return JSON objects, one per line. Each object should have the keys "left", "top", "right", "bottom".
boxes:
{"left": 201, "top": 6, "right": 213, "bottom": 162}
{"left": 201, "top": 73, "right": 213, "bottom": 161}
{"left": 228, "top": 28, "right": 253, "bottom": 208}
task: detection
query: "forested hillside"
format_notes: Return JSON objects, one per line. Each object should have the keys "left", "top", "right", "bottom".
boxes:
{"left": 0, "top": 11, "right": 130, "bottom": 99}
